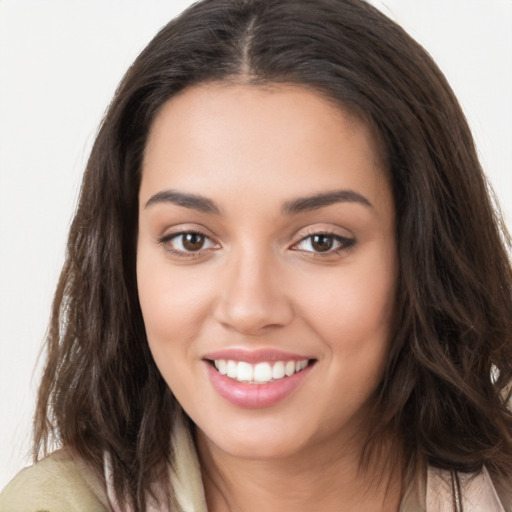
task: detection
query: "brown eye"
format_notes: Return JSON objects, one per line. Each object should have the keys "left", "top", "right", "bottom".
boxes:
{"left": 311, "top": 234, "right": 334, "bottom": 252}
{"left": 293, "top": 232, "right": 356, "bottom": 255}
{"left": 161, "top": 231, "right": 217, "bottom": 255}
{"left": 182, "top": 233, "right": 206, "bottom": 251}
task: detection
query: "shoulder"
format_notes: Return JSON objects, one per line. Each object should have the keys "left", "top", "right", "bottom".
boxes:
{"left": 0, "top": 449, "right": 111, "bottom": 512}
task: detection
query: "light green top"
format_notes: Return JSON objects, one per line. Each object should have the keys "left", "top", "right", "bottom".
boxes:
{"left": 0, "top": 449, "right": 110, "bottom": 512}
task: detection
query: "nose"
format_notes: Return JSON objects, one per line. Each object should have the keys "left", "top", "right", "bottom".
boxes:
{"left": 213, "top": 249, "right": 294, "bottom": 336}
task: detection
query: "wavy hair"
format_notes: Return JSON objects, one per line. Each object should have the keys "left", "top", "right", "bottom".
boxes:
{"left": 34, "top": 0, "right": 512, "bottom": 509}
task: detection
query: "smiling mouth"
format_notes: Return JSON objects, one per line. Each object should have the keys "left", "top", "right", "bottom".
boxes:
{"left": 207, "top": 358, "right": 315, "bottom": 384}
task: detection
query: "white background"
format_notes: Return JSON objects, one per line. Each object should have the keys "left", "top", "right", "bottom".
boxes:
{"left": 1, "top": 0, "right": 511, "bottom": 491}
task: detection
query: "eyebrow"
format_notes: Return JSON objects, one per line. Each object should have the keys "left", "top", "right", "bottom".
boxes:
{"left": 282, "top": 190, "right": 372, "bottom": 215}
{"left": 145, "top": 190, "right": 222, "bottom": 214}
{"left": 144, "top": 188, "right": 372, "bottom": 215}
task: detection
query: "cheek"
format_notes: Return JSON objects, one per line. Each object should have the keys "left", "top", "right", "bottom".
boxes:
{"left": 136, "top": 252, "right": 213, "bottom": 406}
{"left": 297, "top": 244, "right": 397, "bottom": 376}
{"left": 136, "top": 246, "right": 215, "bottom": 369}
{"left": 303, "top": 269, "right": 396, "bottom": 427}
{"left": 302, "top": 269, "right": 395, "bottom": 344}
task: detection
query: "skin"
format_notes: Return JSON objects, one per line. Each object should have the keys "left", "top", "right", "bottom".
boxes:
{"left": 137, "top": 83, "right": 401, "bottom": 511}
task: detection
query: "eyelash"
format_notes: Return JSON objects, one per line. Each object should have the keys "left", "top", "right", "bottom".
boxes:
{"left": 292, "top": 232, "right": 356, "bottom": 256}
{"left": 158, "top": 231, "right": 218, "bottom": 258}
{"left": 158, "top": 230, "right": 356, "bottom": 259}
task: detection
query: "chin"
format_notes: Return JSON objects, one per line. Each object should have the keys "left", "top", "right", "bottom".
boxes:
{"left": 196, "top": 416, "right": 316, "bottom": 461}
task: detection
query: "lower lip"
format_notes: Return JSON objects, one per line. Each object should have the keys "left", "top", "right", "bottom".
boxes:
{"left": 205, "top": 362, "right": 313, "bottom": 409}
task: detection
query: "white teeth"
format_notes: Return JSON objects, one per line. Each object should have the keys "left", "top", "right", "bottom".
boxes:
{"left": 227, "top": 360, "right": 237, "bottom": 379}
{"left": 214, "top": 359, "right": 228, "bottom": 375}
{"left": 254, "top": 362, "right": 272, "bottom": 382}
{"left": 218, "top": 359, "right": 227, "bottom": 375}
{"left": 285, "top": 361, "right": 295, "bottom": 377}
{"left": 212, "top": 358, "right": 310, "bottom": 383}
{"left": 236, "top": 361, "right": 253, "bottom": 382}
{"left": 272, "top": 361, "right": 285, "bottom": 379}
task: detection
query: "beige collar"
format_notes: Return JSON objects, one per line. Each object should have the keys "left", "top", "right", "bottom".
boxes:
{"left": 427, "top": 465, "right": 505, "bottom": 512}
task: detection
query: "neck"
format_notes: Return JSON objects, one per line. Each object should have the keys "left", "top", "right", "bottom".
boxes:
{"left": 196, "top": 429, "right": 404, "bottom": 512}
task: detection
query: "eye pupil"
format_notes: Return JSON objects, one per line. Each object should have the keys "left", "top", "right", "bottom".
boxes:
{"left": 312, "top": 234, "right": 333, "bottom": 252}
{"left": 183, "top": 233, "right": 205, "bottom": 251}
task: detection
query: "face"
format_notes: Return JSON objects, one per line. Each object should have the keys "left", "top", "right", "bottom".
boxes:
{"left": 137, "top": 83, "right": 397, "bottom": 462}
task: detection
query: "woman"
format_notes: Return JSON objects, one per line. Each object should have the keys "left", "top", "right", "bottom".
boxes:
{"left": 1, "top": 0, "right": 512, "bottom": 510}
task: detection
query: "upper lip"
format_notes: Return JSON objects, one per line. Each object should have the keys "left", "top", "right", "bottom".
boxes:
{"left": 202, "top": 348, "right": 314, "bottom": 364}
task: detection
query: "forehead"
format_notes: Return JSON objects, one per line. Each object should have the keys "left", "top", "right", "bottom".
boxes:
{"left": 140, "top": 82, "right": 391, "bottom": 214}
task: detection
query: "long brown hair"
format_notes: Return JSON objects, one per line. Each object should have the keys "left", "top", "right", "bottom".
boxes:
{"left": 34, "top": 0, "right": 512, "bottom": 509}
